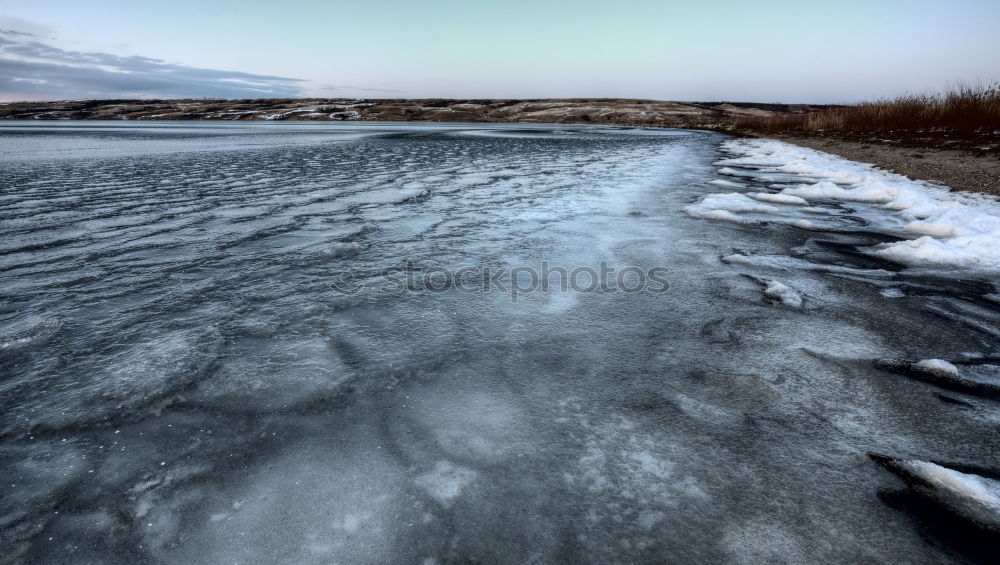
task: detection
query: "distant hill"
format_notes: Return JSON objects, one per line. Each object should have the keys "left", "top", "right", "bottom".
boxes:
{"left": 0, "top": 98, "right": 829, "bottom": 128}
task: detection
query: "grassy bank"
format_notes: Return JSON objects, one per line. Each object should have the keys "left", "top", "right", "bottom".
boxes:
{"left": 732, "top": 84, "right": 1000, "bottom": 145}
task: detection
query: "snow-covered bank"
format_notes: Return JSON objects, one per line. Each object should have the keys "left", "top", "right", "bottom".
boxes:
{"left": 686, "top": 139, "right": 1000, "bottom": 272}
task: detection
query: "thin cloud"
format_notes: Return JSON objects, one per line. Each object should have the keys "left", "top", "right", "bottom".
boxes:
{"left": 346, "top": 86, "right": 403, "bottom": 94}
{"left": 0, "top": 28, "right": 36, "bottom": 38}
{"left": 0, "top": 29, "right": 306, "bottom": 100}
{"left": 303, "top": 84, "right": 403, "bottom": 98}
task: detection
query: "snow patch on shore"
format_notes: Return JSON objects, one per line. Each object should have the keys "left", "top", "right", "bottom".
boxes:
{"left": 689, "top": 139, "right": 1000, "bottom": 272}
{"left": 720, "top": 139, "right": 1000, "bottom": 272}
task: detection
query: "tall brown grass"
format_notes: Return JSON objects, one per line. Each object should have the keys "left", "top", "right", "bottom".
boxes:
{"left": 735, "top": 83, "right": 1000, "bottom": 136}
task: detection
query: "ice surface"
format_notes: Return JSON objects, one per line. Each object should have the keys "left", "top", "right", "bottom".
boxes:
{"left": 722, "top": 253, "right": 895, "bottom": 277}
{"left": 2, "top": 327, "right": 221, "bottom": 434}
{"left": 0, "top": 315, "right": 62, "bottom": 353}
{"left": 402, "top": 368, "right": 537, "bottom": 465}
{"left": 414, "top": 461, "right": 478, "bottom": 508}
{"left": 141, "top": 443, "right": 414, "bottom": 564}
{"left": 192, "top": 337, "right": 352, "bottom": 410}
{"left": 2, "top": 121, "right": 998, "bottom": 563}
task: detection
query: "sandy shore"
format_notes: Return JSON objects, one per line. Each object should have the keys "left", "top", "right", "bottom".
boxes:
{"left": 770, "top": 134, "right": 1000, "bottom": 197}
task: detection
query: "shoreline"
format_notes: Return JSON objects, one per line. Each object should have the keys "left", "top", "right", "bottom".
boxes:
{"left": 764, "top": 134, "right": 1000, "bottom": 197}
{"left": 3, "top": 97, "right": 997, "bottom": 196}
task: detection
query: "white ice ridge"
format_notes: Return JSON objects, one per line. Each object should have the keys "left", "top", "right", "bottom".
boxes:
{"left": 707, "top": 179, "right": 745, "bottom": 188}
{"left": 693, "top": 139, "right": 1000, "bottom": 272}
{"left": 749, "top": 192, "right": 809, "bottom": 205}
{"left": 915, "top": 358, "right": 961, "bottom": 377}
{"left": 763, "top": 280, "right": 802, "bottom": 308}
{"left": 900, "top": 460, "right": 1000, "bottom": 529}
{"left": 684, "top": 193, "right": 781, "bottom": 223}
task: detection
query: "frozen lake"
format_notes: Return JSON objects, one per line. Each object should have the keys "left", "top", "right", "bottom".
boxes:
{"left": 1, "top": 121, "right": 998, "bottom": 563}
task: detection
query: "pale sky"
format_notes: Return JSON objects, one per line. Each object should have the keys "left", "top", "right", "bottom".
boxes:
{"left": 1, "top": 0, "right": 998, "bottom": 103}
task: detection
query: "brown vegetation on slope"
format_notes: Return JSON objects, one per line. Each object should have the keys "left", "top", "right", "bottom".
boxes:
{"left": 0, "top": 98, "right": 825, "bottom": 128}
{"left": 731, "top": 84, "right": 1000, "bottom": 156}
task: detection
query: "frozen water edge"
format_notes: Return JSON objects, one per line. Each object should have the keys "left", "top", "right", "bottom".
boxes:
{"left": 688, "top": 139, "right": 1000, "bottom": 273}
